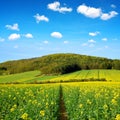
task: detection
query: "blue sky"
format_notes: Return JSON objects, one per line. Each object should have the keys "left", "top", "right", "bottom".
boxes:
{"left": 0, "top": 0, "right": 120, "bottom": 62}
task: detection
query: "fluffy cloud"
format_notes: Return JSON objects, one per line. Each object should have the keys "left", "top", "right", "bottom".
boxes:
{"left": 81, "top": 42, "right": 95, "bottom": 47}
{"left": 77, "top": 4, "right": 118, "bottom": 20}
{"left": 89, "top": 31, "right": 100, "bottom": 36}
{"left": 5, "top": 23, "right": 19, "bottom": 31}
{"left": 100, "top": 11, "right": 118, "bottom": 20}
{"left": 102, "top": 38, "right": 108, "bottom": 41}
{"left": 88, "top": 39, "right": 96, "bottom": 43}
{"left": 51, "top": 32, "right": 63, "bottom": 38}
{"left": 24, "top": 33, "right": 33, "bottom": 38}
{"left": 82, "top": 39, "right": 96, "bottom": 48}
{"left": 0, "top": 37, "right": 5, "bottom": 42}
{"left": 8, "top": 33, "right": 20, "bottom": 40}
{"left": 77, "top": 4, "right": 102, "bottom": 18}
{"left": 48, "top": 1, "right": 72, "bottom": 13}
{"left": 34, "top": 14, "right": 49, "bottom": 23}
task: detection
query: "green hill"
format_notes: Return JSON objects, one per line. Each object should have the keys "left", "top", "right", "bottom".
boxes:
{"left": 0, "top": 53, "right": 120, "bottom": 75}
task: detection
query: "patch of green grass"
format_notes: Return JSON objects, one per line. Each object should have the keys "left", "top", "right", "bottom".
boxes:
{"left": 0, "top": 71, "right": 40, "bottom": 83}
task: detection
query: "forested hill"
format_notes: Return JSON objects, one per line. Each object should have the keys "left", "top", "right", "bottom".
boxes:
{"left": 0, "top": 53, "right": 120, "bottom": 75}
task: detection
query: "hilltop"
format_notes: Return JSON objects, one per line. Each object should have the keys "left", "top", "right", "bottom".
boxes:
{"left": 0, "top": 53, "right": 120, "bottom": 75}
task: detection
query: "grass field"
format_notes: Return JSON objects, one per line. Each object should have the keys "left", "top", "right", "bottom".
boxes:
{"left": 0, "top": 69, "right": 120, "bottom": 83}
{"left": 0, "top": 71, "right": 40, "bottom": 83}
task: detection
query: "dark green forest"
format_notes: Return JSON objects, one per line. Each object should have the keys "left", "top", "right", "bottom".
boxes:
{"left": 0, "top": 53, "right": 120, "bottom": 75}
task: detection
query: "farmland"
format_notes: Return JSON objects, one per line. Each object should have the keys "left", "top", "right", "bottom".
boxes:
{"left": 0, "top": 84, "right": 60, "bottom": 120}
{"left": 0, "top": 69, "right": 120, "bottom": 119}
{"left": 0, "top": 69, "right": 120, "bottom": 83}
{"left": 0, "top": 82, "right": 120, "bottom": 120}
{"left": 62, "top": 82, "right": 120, "bottom": 120}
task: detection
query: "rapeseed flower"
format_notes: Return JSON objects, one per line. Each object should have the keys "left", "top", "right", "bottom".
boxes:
{"left": 21, "top": 113, "right": 28, "bottom": 120}
{"left": 40, "top": 110, "right": 45, "bottom": 117}
{"left": 87, "top": 99, "right": 92, "bottom": 105}
{"left": 10, "top": 107, "right": 15, "bottom": 112}
{"left": 10, "top": 104, "right": 17, "bottom": 112}
{"left": 111, "top": 98, "right": 117, "bottom": 105}
{"left": 79, "top": 104, "right": 83, "bottom": 108}
{"left": 115, "top": 114, "right": 120, "bottom": 120}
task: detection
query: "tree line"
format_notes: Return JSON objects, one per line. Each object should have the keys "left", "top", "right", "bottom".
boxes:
{"left": 0, "top": 53, "right": 120, "bottom": 75}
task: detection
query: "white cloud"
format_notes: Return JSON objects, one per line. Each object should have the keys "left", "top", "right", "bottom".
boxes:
{"left": 102, "top": 38, "right": 108, "bottom": 41}
{"left": 0, "top": 37, "right": 5, "bottom": 42}
{"left": 111, "top": 4, "right": 116, "bottom": 8}
{"left": 5, "top": 23, "right": 19, "bottom": 31}
{"left": 8, "top": 33, "right": 20, "bottom": 40}
{"left": 77, "top": 4, "right": 102, "bottom": 18}
{"left": 34, "top": 14, "right": 49, "bottom": 23}
{"left": 24, "top": 33, "right": 33, "bottom": 38}
{"left": 100, "top": 11, "right": 118, "bottom": 20}
{"left": 89, "top": 31, "right": 100, "bottom": 36}
{"left": 81, "top": 42, "right": 95, "bottom": 47}
{"left": 51, "top": 32, "right": 63, "bottom": 38}
{"left": 48, "top": 1, "right": 72, "bottom": 13}
{"left": 77, "top": 4, "right": 118, "bottom": 20}
{"left": 88, "top": 39, "right": 96, "bottom": 43}
{"left": 43, "top": 40, "right": 49, "bottom": 44}
{"left": 64, "top": 41, "right": 69, "bottom": 44}
{"left": 82, "top": 39, "right": 96, "bottom": 48}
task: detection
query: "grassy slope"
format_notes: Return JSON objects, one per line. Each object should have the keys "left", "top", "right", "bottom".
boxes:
{"left": 0, "top": 71, "right": 40, "bottom": 83}
{"left": 0, "top": 70, "right": 120, "bottom": 83}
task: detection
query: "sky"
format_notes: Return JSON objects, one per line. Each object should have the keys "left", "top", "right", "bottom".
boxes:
{"left": 0, "top": 0, "right": 120, "bottom": 62}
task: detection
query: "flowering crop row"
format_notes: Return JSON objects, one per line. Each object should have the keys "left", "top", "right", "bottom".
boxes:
{"left": 0, "top": 84, "right": 60, "bottom": 120}
{"left": 0, "top": 82, "right": 120, "bottom": 120}
{"left": 50, "top": 70, "right": 120, "bottom": 82}
{"left": 62, "top": 82, "right": 120, "bottom": 120}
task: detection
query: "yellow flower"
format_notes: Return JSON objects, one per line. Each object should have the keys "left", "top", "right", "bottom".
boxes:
{"left": 10, "top": 104, "right": 17, "bottom": 112}
{"left": 111, "top": 98, "right": 117, "bottom": 105}
{"left": 40, "top": 110, "right": 45, "bottom": 117}
{"left": 10, "top": 107, "right": 15, "bottom": 112}
{"left": 21, "top": 113, "right": 28, "bottom": 120}
{"left": 87, "top": 99, "right": 92, "bottom": 105}
{"left": 79, "top": 104, "right": 83, "bottom": 108}
{"left": 115, "top": 114, "right": 120, "bottom": 120}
